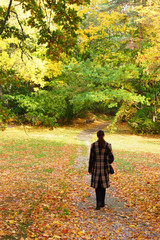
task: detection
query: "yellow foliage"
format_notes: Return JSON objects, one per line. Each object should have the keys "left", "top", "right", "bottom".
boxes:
{"left": 0, "top": 37, "right": 62, "bottom": 88}
{"left": 46, "top": 60, "right": 62, "bottom": 78}
{"left": 77, "top": 0, "right": 135, "bottom": 56}
{"left": 135, "top": 2, "right": 160, "bottom": 77}
{"left": 75, "top": 0, "right": 106, "bottom": 16}
{"left": 0, "top": 38, "right": 46, "bottom": 86}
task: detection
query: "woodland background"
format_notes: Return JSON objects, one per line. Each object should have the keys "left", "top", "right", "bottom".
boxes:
{"left": 0, "top": 0, "right": 160, "bottom": 134}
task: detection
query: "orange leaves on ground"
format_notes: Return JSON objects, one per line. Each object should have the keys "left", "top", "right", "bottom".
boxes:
{"left": 111, "top": 151, "right": 160, "bottom": 228}
{"left": 0, "top": 139, "right": 86, "bottom": 239}
{"left": 1, "top": 132, "right": 160, "bottom": 239}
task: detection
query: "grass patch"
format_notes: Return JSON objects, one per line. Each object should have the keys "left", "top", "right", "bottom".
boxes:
{"left": 114, "top": 155, "right": 136, "bottom": 173}
{"left": 145, "top": 162, "right": 160, "bottom": 167}
{"left": 43, "top": 168, "right": 54, "bottom": 173}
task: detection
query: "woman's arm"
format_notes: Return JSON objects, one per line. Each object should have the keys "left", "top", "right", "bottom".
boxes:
{"left": 88, "top": 144, "right": 95, "bottom": 173}
{"left": 108, "top": 143, "right": 114, "bottom": 164}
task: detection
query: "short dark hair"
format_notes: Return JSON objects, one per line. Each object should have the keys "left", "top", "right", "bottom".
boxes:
{"left": 97, "top": 130, "right": 104, "bottom": 138}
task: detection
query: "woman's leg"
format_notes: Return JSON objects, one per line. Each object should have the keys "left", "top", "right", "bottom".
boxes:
{"left": 95, "top": 182, "right": 106, "bottom": 209}
{"left": 95, "top": 181, "right": 101, "bottom": 209}
{"left": 101, "top": 188, "right": 106, "bottom": 207}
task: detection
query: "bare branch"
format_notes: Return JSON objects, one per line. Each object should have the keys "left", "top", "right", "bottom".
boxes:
{"left": 0, "top": 0, "right": 13, "bottom": 35}
{"left": 10, "top": 10, "right": 25, "bottom": 39}
{"left": 8, "top": 10, "right": 33, "bottom": 61}
{"left": 18, "top": 42, "right": 25, "bottom": 62}
{"left": 134, "top": 102, "right": 143, "bottom": 110}
{"left": 18, "top": 42, "right": 33, "bottom": 62}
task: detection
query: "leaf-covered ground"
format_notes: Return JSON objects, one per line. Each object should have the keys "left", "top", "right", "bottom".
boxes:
{"left": 0, "top": 125, "right": 160, "bottom": 239}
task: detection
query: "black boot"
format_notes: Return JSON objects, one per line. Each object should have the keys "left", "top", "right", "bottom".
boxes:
{"left": 100, "top": 202, "right": 105, "bottom": 207}
{"left": 95, "top": 202, "right": 101, "bottom": 210}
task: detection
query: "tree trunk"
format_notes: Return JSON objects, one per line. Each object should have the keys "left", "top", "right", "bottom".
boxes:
{"left": 0, "top": 0, "right": 13, "bottom": 35}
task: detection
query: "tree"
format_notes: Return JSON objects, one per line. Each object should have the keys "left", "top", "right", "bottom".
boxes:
{"left": 74, "top": 0, "right": 160, "bottom": 132}
{"left": 135, "top": 0, "right": 160, "bottom": 122}
{"left": 0, "top": 0, "right": 91, "bottom": 127}
{"left": 0, "top": 0, "right": 159, "bottom": 133}
{"left": 0, "top": 0, "right": 90, "bottom": 59}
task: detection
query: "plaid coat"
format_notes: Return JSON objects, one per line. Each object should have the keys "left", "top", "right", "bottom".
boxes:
{"left": 88, "top": 140, "right": 114, "bottom": 189}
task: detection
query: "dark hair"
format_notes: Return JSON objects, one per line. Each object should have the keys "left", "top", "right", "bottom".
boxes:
{"left": 97, "top": 130, "right": 105, "bottom": 148}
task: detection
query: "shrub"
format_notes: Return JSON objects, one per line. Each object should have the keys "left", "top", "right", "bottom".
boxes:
{"left": 24, "top": 89, "right": 73, "bottom": 127}
{"left": 128, "top": 117, "right": 160, "bottom": 134}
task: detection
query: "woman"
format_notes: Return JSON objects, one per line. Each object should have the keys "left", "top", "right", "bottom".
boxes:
{"left": 88, "top": 130, "right": 114, "bottom": 210}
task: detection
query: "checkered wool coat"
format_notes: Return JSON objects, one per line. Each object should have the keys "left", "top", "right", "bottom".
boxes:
{"left": 88, "top": 140, "right": 114, "bottom": 189}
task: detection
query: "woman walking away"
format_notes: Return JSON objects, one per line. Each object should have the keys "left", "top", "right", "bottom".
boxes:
{"left": 88, "top": 130, "right": 114, "bottom": 210}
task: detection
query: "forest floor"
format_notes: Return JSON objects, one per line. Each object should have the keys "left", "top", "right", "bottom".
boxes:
{"left": 0, "top": 120, "right": 160, "bottom": 239}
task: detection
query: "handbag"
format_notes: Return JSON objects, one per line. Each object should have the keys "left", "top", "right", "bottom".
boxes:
{"left": 109, "top": 164, "right": 114, "bottom": 174}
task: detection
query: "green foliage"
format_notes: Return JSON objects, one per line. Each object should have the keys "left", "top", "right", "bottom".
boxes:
{"left": 0, "top": 104, "right": 14, "bottom": 130}
{"left": 0, "top": 0, "right": 160, "bottom": 134}
{"left": 1, "top": 80, "right": 74, "bottom": 127}
{"left": 55, "top": 59, "right": 147, "bottom": 117}
{"left": 128, "top": 109, "right": 160, "bottom": 134}
{"left": 25, "top": 90, "right": 71, "bottom": 126}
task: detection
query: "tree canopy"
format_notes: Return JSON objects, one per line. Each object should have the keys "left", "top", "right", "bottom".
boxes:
{"left": 0, "top": 0, "right": 90, "bottom": 58}
{"left": 0, "top": 0, "right": 160, "bottom": 133}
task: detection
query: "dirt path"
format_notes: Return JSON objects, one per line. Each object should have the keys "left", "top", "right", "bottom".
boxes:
{"left": 72, "top": 123, "right": 159, "bottom": 240}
